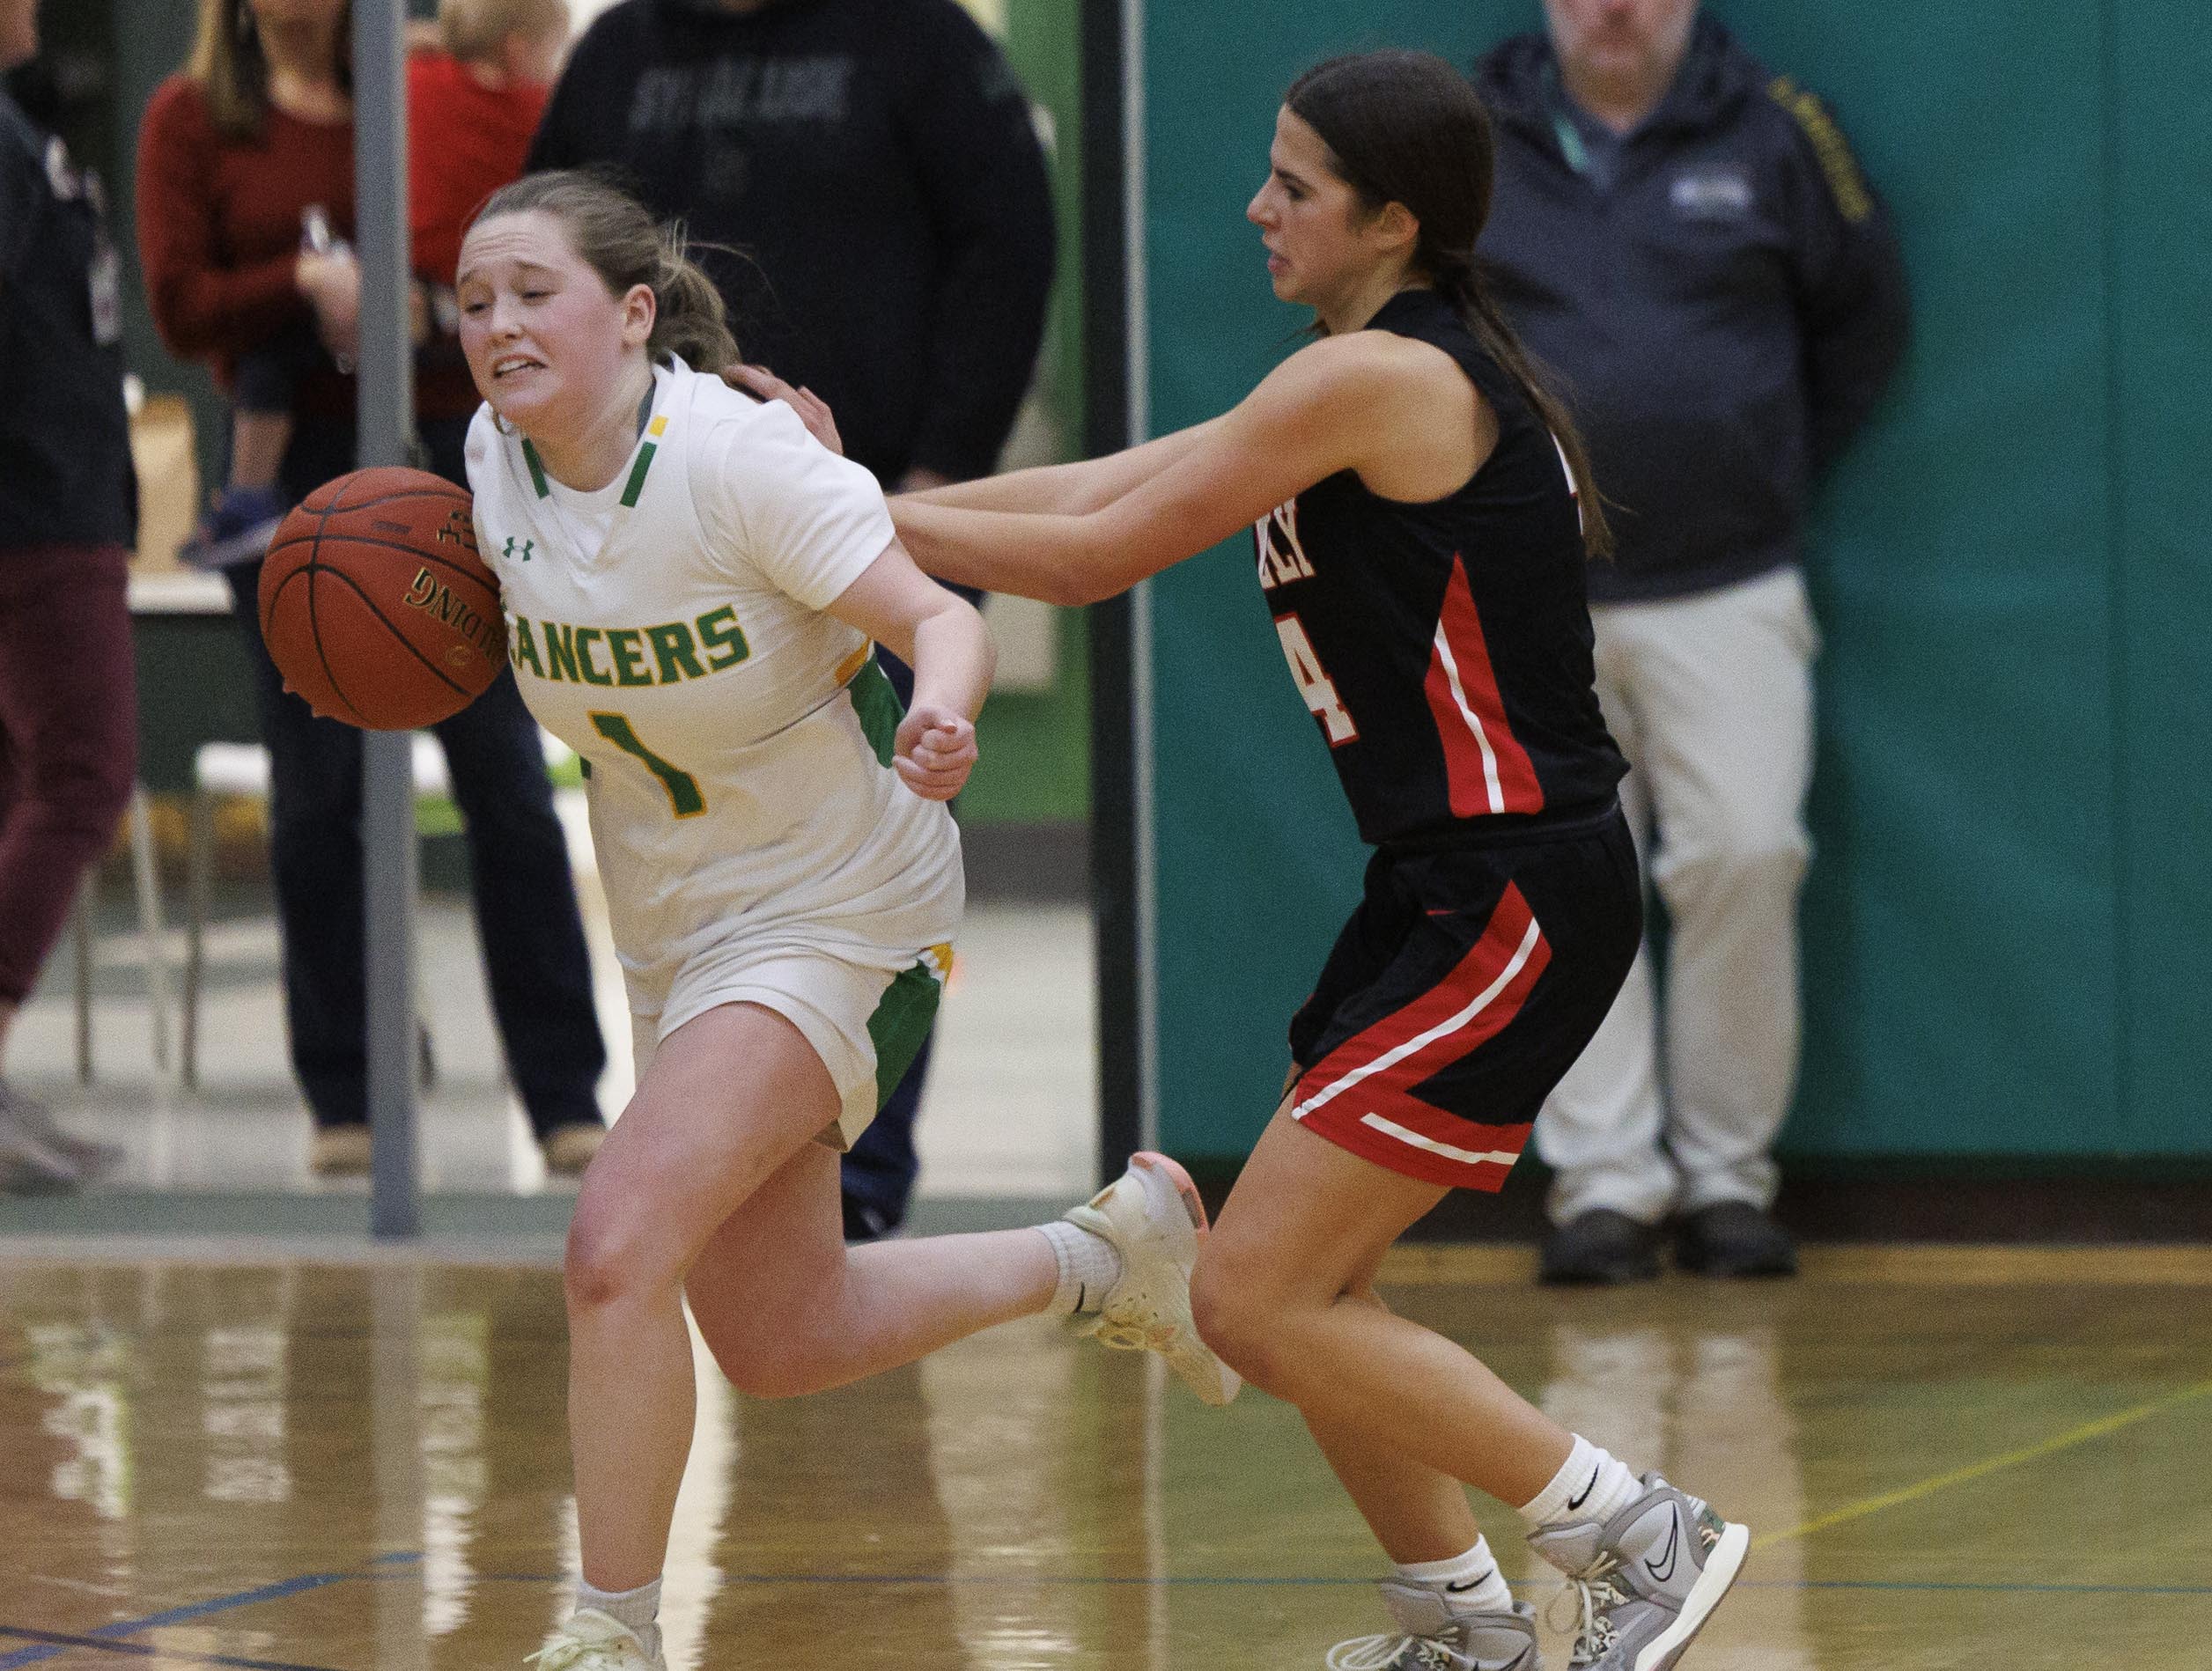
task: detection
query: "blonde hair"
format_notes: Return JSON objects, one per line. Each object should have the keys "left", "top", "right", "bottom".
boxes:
{"left": 471, "top": 172, "right": 743, "bottom": 372}
{"left": 438, "top": 0, "right": 568, "bottom": 66}
{"left": 187, "top": 0, "right": 352, "bottom": 138}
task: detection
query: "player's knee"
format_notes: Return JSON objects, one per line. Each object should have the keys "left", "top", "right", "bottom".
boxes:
{"left": 562, "top": 1204, "right": 669, "bottom": 1314}
{"left": 1190, "top": 1246, "right": 1290, "bottom": 1394}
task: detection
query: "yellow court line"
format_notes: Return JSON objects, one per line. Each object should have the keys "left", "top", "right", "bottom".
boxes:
{"left": 1756, "top": 1374, "right": 2212, "bottom": 1550}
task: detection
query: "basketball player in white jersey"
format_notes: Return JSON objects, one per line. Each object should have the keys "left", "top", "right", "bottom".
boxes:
{"left": 453, "top": 172, "right": 1238, "bottom": 1671}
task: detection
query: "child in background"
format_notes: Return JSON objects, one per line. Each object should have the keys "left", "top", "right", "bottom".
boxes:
{"left": 409, "top": 0, "right": 569, "bottom": 293}
{"left": 181, "top": 0, "right": 569, "bottom": 570}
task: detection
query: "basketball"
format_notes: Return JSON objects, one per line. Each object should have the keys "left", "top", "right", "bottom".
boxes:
{"left": 257, "top": 466, "right": 508, "bottom": 731}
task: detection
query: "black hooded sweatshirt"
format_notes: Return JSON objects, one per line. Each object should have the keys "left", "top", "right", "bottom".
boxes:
{"left": 1474, "top": 18, "right": 1908, "bottom": 601}
{"left": 528, "top": 0, "right": 1054, "bottom": 486}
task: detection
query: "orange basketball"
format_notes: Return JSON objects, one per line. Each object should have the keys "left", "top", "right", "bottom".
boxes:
{"left": 258, "top": 467, "right": 507, "bottom": 731}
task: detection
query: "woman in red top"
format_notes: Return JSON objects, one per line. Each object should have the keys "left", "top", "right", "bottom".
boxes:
{"left": 136, "top": 0, "right": 608, "bottom": 1180}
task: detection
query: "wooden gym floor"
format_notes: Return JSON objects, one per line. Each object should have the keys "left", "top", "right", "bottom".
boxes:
{"left": 4, "top": 1243, "right": 2208, "bottom": 1669}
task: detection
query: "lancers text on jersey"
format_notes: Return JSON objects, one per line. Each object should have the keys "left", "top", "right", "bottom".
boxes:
{"left": 506, "top": 607, "right": 752, "bottom": 689}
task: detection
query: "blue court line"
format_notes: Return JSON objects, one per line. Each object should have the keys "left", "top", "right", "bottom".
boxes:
{"left": 0, "top": 1625, "right": 337, "bottom": 1671}
{"left": 0, "top": 1556, "right": 421, "bottom": 1671}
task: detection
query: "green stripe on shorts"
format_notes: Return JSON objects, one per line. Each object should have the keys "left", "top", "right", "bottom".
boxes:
{"left": 867, "top": 958, "right": 944, "bottom": 1113}
{"left": 847, "top": 657, "right": 903, "bottom": 768}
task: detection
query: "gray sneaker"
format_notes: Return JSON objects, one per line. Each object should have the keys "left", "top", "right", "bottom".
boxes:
{"left": 1325, "top": 1584, "right": 1541, "bottom": 1670}
{"left": 1528, "top": 1474, "right": 1747, "bottom": 1670}
{"left": 0, "top": 1083, "right": 122, "bottom": 1183}
{"left": 0, "top": 1091, "right": 83, "bottom": 1194}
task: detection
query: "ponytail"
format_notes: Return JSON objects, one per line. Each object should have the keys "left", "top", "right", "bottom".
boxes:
{"left": 1431, "top": 251, "right": 1614, "bottom": 559}
{"left": 649, "top": 223, "right": 741, "bottom": 372}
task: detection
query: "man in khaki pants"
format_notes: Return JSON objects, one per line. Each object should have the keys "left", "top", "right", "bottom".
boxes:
{"left": 1474, "top": 0, "right": 1908, "bottom": 1280}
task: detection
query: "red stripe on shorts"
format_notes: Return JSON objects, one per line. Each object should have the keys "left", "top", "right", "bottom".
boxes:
{"left": 1292, "top": 882, "right": 1551, "bottom": 1191}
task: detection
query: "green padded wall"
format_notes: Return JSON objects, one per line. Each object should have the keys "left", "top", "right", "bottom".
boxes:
{"left": 1142, "top": 4, "right": 2211, "bottom": 1163}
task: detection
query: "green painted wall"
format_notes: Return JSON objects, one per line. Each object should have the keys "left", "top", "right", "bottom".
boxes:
{"left": 1144, "top": 4, "right": 2212, "bottom": 1163}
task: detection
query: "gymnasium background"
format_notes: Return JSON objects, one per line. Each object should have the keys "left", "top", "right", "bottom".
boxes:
{"left": 26, "top": 0, "right": 2209, "bottom": 1186}
{"left": 1139, "top": 3, "right": 2212, "bottom": 1174}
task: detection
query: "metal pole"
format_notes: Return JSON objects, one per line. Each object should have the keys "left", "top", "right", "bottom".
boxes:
{"left": 354, "top": 0, "right": 420, "bottom": 1239}
{"left": 1084, "top": 0, "right": 1155, "bottom": 1185}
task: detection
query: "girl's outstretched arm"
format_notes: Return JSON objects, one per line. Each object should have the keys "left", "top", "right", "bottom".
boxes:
{"left": 722, "top": 361, "right": 1222, "bottom": 517}
{"left": 889, "top": 333, "right": 1475, "bottom": 605}
{"left": 823, "top": 541, "right": 995, "bottom": 801}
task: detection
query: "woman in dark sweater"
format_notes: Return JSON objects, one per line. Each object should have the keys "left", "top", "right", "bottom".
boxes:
{"left": 136, "top": 0, "right": 608, "bottom": 1178}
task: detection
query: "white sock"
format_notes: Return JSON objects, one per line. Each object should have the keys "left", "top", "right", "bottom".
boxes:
{"left": 1036, "top": 1219, "right": 1120, "bottom": 1315}
{"left": 1393, "top": 1536, "right": 1514, "bottom": 1614}
{"left": 576, "top": 1577, "right": 661, "bottom": 1660}
{"left": 1517, "top": 1436, "right": 1641, "bottom": 1530}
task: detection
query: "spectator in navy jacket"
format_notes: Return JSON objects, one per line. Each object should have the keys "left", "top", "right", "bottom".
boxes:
{"left": 1475, "top": 0, "right": 1907, "bottom": 1283}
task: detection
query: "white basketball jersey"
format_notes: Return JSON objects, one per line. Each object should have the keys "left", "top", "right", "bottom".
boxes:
{"left": 465, "top": 359, "right": 961, "bottom": 1005}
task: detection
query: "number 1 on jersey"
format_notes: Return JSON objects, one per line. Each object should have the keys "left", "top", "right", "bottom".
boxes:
{"left": 1274, "top": 614, "right": 1358, "bottom": 745}
{"left": 589, "top": 711, "right": 706, "bottom": 817}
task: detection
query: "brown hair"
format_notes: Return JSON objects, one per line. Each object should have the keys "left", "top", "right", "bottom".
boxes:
{"left": 186, "top": 0, "right": 353, "bottom": 140}
{"left": 1285, "top": 50, "right": 1613, "bottom": 558}
{"left": 470, "top": 171, "right": 742, "bottom": 372}
{"left": 438, "top": 0, "right": 567, "bottom": 67}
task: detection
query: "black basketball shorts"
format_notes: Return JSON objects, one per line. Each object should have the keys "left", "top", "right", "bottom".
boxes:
{"left": 1287, "top": 806, "right": 1641, "bottom": 1192}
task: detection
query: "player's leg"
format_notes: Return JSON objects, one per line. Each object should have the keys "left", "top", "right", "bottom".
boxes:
{"left": 684, "top": 1137, "right": 1231, "bottom": 1406}
{"left": 562, "top": 1005, "right": 838, "bottom": 1582}
{"left": 683, "top": 1134, "right": 1057, "bottom": 1400}
{"left": 544, "top": 1000, "right": 856, "bottom": 1669}
{"left": 1196, "top": 1110, "right": 1746, "bottom": 1670}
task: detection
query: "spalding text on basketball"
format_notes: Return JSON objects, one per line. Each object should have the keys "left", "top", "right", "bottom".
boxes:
{"left": 402, "top": 567, "right": 505, "bottom": 668}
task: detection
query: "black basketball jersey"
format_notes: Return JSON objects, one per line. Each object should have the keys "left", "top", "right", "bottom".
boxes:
{"left": 1254, "top": 288, "right": 1626, "bottom": 846}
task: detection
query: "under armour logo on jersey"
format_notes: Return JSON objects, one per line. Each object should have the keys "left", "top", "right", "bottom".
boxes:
{"left": 502, "top": 536, "right": 535, "bottom": 563}
{"left": 1254, "top": 500, "right": 1316, "bottom": 591}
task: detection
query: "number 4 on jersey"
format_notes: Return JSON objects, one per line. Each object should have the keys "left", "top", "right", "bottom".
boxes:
{"left": 1274, "top": 614, "right": 1358, "bottom": 745}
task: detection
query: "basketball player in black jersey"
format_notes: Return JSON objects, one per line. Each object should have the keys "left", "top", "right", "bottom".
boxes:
{"left": 750, "top": 48, "right": 1750, "bottom": 1671}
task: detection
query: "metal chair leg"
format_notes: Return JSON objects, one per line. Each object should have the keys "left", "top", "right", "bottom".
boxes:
{"left": 73, "top": 878, "right": 95, "bottom": 1086}
{"left": 183, "top": 784, "right": 212, "bottom": 1090}
{"left": 129, "top": 784, "right": 171, "bottom": 1072}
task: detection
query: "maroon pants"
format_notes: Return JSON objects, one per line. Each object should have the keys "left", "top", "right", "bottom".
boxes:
{"left": 0, "top": 545, "right": 137, "bottom": 1005}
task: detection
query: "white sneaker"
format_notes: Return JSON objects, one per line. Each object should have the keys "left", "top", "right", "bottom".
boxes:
{"left": 1063, "top": 1152, "right": 1241, "bottom": 1407}
{"left": 525, "top": 1609, "right": 665, "bottom": 1671}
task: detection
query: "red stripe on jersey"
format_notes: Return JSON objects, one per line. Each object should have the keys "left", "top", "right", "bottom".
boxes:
{"left": 1423, "top": 553, "right": 1545, "bottom": 817}
{"left": 1292, "top": 882, "right": 1552, "bottom": 1130}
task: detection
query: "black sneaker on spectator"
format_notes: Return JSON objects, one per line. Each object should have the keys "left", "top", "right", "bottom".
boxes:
{"left": 1673, "top": 1201, "right": 1797, "bottom": 1278}
{"left": 1539, "top": 1209, "right": 1662, "bottom": 1285}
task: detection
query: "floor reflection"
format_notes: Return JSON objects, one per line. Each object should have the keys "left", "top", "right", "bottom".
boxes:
{"left": 5, "top": 1248, "right": 2212, "bottom": 1669}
